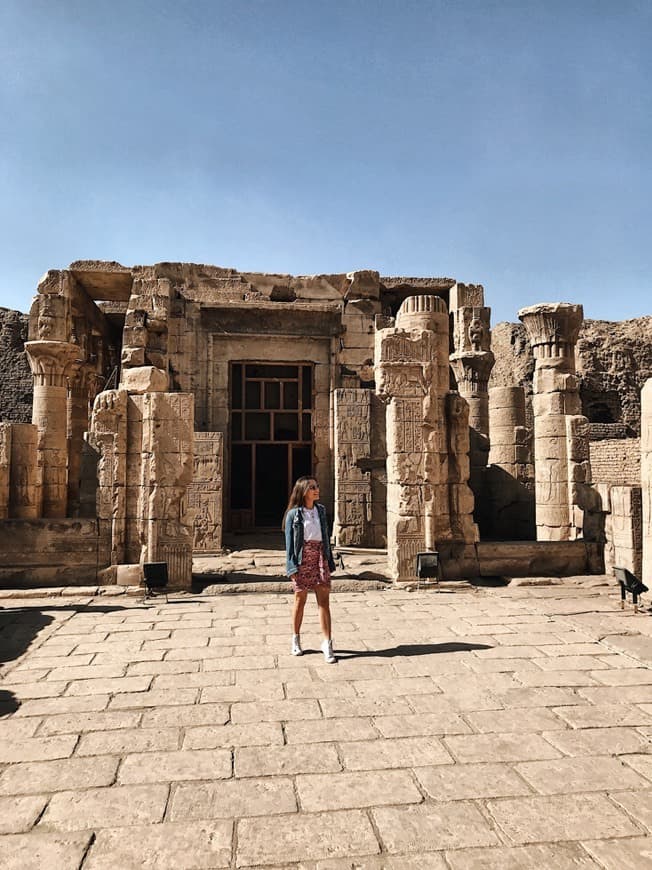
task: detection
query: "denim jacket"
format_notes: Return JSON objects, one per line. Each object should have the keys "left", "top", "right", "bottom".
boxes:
{"left": 285, "top": 503, "right": 336, "bottom": 577}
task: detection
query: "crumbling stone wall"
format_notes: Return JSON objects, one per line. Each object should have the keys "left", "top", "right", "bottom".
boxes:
{"left": 590, "top": 439, "right": 641, "bottom": 486}
{"left": 491, "top": 316, "right": 652, "bottom": 439}
{"left": 0, "top": 308, "right": 32, "bottom": 422}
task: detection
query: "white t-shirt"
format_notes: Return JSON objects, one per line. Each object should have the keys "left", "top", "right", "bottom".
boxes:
{"left": 302, "top": 506, "right": 322, "bottom": 542}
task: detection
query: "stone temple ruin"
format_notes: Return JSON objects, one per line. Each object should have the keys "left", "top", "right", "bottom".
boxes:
{"left": 0, "top": 261, "right": 650, "bottom": 589}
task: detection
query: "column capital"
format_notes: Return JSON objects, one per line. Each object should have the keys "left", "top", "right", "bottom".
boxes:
{"left": 450, "top": 351, "right": 495, "bottom": 395}
{"left": 518, "top": 303, "right": 583, "bottom": 369}
{"left": 25, "top": 341, "right": 82, "bottom": 387}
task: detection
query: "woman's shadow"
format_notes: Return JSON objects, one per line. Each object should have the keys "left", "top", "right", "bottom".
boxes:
{"left": 334, "top": 641, "right": 493, "bottom": 660}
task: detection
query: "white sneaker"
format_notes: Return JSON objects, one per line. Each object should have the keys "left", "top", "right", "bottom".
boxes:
{"left": 321, "top": 638, "right": 336, "bottom": 664}
{"left": 291, "top": 635, "right": 303, "bottom": 656}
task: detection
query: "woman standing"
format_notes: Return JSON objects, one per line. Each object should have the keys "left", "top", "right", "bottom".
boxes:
{"left": 284, "top": 476, "right": 337, "bottom": 663}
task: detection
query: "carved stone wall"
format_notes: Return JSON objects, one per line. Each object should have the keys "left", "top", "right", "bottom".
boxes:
{"left": 88, "top": 388, "right": 194, "bottom": 587}
{"left": 189, "top": 431, "right": 223, "bottom": 552}
{"left": 333, "top": 389, "right": 386, "bottom": 547}
{"left": 597, "top": 484, "right": 642, "bottom": 578}
{"left": 642, "top": 380, "right": 652, "bottom": 583}
{"left": 8, "top": 423, "right": 42, "bottom": 520}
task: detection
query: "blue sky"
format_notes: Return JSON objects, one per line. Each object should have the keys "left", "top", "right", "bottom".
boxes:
{"left": 1, "top": 0, "right": 650, "bottom": 323}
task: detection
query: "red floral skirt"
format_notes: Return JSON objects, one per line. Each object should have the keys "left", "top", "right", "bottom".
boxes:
{"left": 292, "top": 541, "right": 331, "bottom": 593}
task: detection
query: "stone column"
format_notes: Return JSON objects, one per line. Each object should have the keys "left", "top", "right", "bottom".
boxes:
{"left": 449, "top": 352, "right": 495, "bottom": 438}
{"left": 487, "top": 386, "right": 535, "bottom": 539}
{"left": 450, "top": 302, "right": 494, "bottom": 534}
{"left": 518, "top": 303, "right": 592, "bottom": 541}
{"left": 642, "top": 379, "right": 652, "bottom": 582}
{"left": 25, "top": 340, "right": 81, "bottom": 518}
{"left": 0, "top": 423, "right": 10, "bottom": 519}
{"left": 376, "top": 295, "right": 475, "bottom": 581}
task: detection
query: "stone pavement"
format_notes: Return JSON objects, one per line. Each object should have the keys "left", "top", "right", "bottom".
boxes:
{"left": 1, "top": 579, "right": 652, "bottom": 868}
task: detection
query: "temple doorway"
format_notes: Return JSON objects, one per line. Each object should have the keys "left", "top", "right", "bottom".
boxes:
{"left": 228, "top": 362, "right": 313, "bottom": 530}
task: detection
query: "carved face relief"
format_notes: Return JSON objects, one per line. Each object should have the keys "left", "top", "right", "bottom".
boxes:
{"left": 468, "top": 317, "right": 484, "bottom": 351}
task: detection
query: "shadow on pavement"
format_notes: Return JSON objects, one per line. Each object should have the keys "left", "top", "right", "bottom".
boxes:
{"left": 330, "top": 642, "right": 493, "bottom": 659}
{"left": 0, "top": 689, "right": 19, "bottom": 716}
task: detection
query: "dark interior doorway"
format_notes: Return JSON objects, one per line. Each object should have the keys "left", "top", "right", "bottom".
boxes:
{"left": 229, "top": 363, "right": 314, "bottom": 530}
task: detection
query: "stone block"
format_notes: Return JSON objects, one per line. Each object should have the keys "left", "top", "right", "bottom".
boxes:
{"left": 121, "top": 366, "right": 169, "bottom": 393}
{"left": 116, "top": 564, "right": 143, "bottom": 586}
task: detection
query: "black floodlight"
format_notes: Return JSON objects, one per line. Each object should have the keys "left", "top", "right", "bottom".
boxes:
{"left": 416, "top": 551, "right": 440, "bottom": 580}
{"left": 143, "top": 562, "right": 169, "bottom": 602}
{"left": 614, "top": 566, "right": 648, "bottom": 613}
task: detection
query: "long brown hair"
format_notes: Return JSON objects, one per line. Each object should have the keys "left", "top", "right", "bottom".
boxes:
{"left": 282, "top": 476, "right": 316, "bottom": 528}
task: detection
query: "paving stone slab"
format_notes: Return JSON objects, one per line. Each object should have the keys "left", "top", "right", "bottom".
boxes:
{"left": 0, "top": 755, "right": 118, "bottom": 795}
{"left": 444, "top": 843, "right": 600, "bottom": 869}
{"left": 582, "top": 837, "right": 652, "bottom": 869}
{"left": 0, "top": 735, "right": 78, "bottom": 763}
{"left": 236, "top": 743, "right": 341, "bottom": 777}
{"left": 236, "top": 810, "right": 379, "bottom": 866}
{"left": 486, "top": 793, "right": 641, "bottom": 843}
{"left": 37, "top": 710, "right": 142, "bottom": 736}
{"left": 592, "top": 668, "right": 652, "bottom": 686}
{"left": 351, "top": 677, "right": 439, "bottom": 697}
{"left": 496, "top": 686, "right": 584, "bottom": 707}
{"left": 108, "top": 688, "right": 199, "bottom": 709}
{"left": 126, "top": 660, "right": 201, "bottom": 676}
{"left": 371, "top": 801, "right": 499, "bottom": 852}
{"left": 38, "top": 783, "right": 169, "bottom": 830}
{"left": 296, "top": 769, "right": 422, "bottom": 812}
{"left": 372, "top": 711, "right": 471, "bottom": 738}
{"left": 285, "top": 680, "right": 359, "bottom": 699}
{"left": 13, "top": 695, "right": 110, "bottom": 717}
{"left": 46, "top": 664, "right": 127, "bottom": 681}
{"left": 141, "top": 702, "right": 229, "bottom": 729}
{"left": 0, "top": 718, "right": 41, "bottom": 740}
{"left": 535, "top": 656, "right": 610, "bottom": 671}
{"left": 466, "top": 657, "right": 541, "bottom": 673}
{"left": 578, "top": 685, "right": 652, "bottom": 706}
{"left": 231, "top": 698, "right": 322, "bottom": 723}
{"left": 184, "top": 721, "right": 284, "bottom": 749}
{"left": 443, "top": 733, "right": 563, "bottom": 764}
{"left": 340, "top": 736, "right": 453, "bottom": 770}
{"left": 0, "top": 830, "right": 92, "bottom": 870}
{"left": 303, "top": 854, "right": 447, "bottom": 869}
{"left": 414, "top": 762, "right": 533, "bottom": 801}
{"left": 515, "top": 755, "right": 649, "bottom": 794}
{"left": 201, "top": 683, "right": 286, "bottom": 702}
{"left": 8, "top": 681, "right": 69, "bottom": 699}
{"left": 170, "top": 777, "right": 297, "bottom": 820}
{"left": 76, "top": 726, "right": 181, "bottom": 756}
{"left": 609, "top": 790, "right": 652, "bottom": 832}
{"left": 85, "top": 821, "right": 233, "bottom": 869}
{"left": 512, "top": 670, "right": 598, "bottom": 687}
{"left": 463, "top": 707, "right": 567, "bottom": 733}
{"left": 151, "top": 671, "right": 239, "bottom": 690}
{"left": 621, "top": 753, "right": 652, "bottom": 781}
{"left": 118, "top": 749, "right": 231, "bottom": 784}
{"left": 320, "top": 698, "right": 413, "bottom": 718}
{"left": 0, "top": 794, "right": 48, "bottom": 834}
{"left": 553, "top": 703, "right": 652, "bottom": 728}
{"left": 544, "top": 726, "right": 652, "bottom": 756}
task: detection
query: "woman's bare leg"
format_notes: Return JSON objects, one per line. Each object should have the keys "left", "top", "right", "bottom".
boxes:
{"left": 314, "top": 585, "right": 332, "bottom": 639}
{"left": 292, "top": 590, "right": 308, "bottom": 635}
